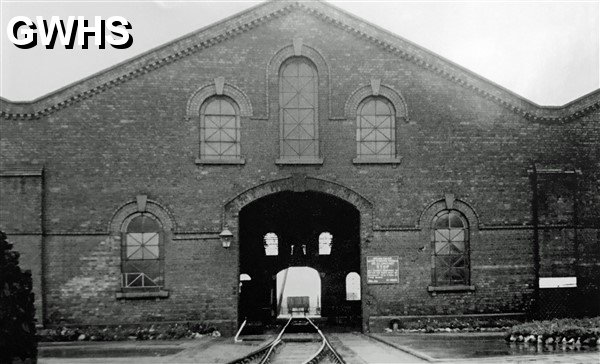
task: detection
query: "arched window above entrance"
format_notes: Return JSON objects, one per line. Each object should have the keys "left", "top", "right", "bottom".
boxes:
{"left": 346, "top": 272, "right": 361, "bottom": 301}
{"left": 356, "top": 96, "right": 396, "bottom": 159}
{"left": 264, "top": 232, "right": 279, "bottom": 256}
{"left": 277, "top": 57, "right": 321, "bottom": 164}
{"left": 318, "top": 232, "right": 332, "bottom": 255}
{"left": 199, "top": 96, "right": 241, "bottom": 161}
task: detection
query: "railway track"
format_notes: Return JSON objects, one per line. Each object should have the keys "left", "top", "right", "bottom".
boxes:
{"left": 227, "top": 317, "right": 345, "bottom": 364}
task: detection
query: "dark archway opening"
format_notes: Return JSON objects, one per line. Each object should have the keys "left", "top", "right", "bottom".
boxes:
{"left": 239, "top": 191, "right": 361, "bottom": 328}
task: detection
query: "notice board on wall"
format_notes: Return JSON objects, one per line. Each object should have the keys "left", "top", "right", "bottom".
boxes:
{"left": 367, "top": 256, "right": 399, "bottom": 284}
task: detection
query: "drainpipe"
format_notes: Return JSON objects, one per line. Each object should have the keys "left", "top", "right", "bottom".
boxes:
{"left": 572, "top": 171, "right": 580, "bottom": 315}
{"left": 40, "top": 167, "right": 47, "bottom": 327}
{"left": 529, "top": 164, "right": 540, "bottom": 319}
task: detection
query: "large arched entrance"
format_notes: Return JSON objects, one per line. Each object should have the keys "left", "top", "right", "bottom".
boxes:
{"left": 238, "top": 191, "right": 361, "bottom": 328}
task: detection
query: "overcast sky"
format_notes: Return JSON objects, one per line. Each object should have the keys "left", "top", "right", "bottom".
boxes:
{"left": 1, "top": 0, "right": 598, "bottom": 105}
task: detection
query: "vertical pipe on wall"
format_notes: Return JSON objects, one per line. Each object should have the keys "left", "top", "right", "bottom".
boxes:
{"left": 572, "top": 172, "right": 580, "bottom": 280}
{"left": 572, "top": 171, "right": 581, "bottom": 316}
{"left": 529, "top": 164, "right": 540, "bottom": 319}
{"left": 40, "top": 167, "right": 47, "bottom": 327}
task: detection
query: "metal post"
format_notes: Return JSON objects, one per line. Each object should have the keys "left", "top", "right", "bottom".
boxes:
{"left": 529, "top": 164, "right": 540, "bottom": 319}
{"left": 572, "top": 172, "right": 580, "bottom": 280}
{"left": 572, "top": 171, "right": 581, "bottom": 317}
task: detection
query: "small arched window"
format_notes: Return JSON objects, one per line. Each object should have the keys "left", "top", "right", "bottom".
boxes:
{"left": 240, "top": 273, "right": 252, "bottom": 281}
{"left": 431, "top": 210, "right": 469, "bottom": 286}
{"left": 200, "top": 96, "right": 241, "bottom": 160}
{"left": 356, "top": 96, "right": 396, "bottom": 159}
{"left": 345, "top": 272, "right": 361, "bottom": 301}
{"left": 279, "top": 57, "right": 319, "bottom": 161}
{"left": 122, "top": 213, "right": 163, "bottom": 289}
{"left": 264, "top": 232, "right": 279, "bottom": 256}
{"left": 318, "top": 232, "right": 332, "bottom": 255}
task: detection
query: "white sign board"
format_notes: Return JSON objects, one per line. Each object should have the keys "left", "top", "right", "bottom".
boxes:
{"left": 539, "top": 277, "right": 577, "bottom": 288}
{"left": 367, "top": 256, "right": 399, "bottom": 284}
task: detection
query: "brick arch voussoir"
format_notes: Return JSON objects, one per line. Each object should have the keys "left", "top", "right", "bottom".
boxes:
{"left": 417, "top": 198, "right": 480, "bottom": 230}
{"left": 268, "top": 45, "right": 330, "bottom": 78}
{"left": 109, "top": 200, "right": 175, "bottom": 233}
{"left": 186, "top": 83, "right": 253, "bottom": 118}
{"left": 224, "top": 176, "right": 372, "bottom": 219}
{"left": 345, "top": 84, "right": 408, "bottom": 120}
{"left": 264, "top": 42, "right": 332, "bottom": 118}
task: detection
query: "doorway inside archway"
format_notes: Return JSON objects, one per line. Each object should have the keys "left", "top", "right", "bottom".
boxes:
{"left": 276, "top": 266, "right": 321, "bottom": 317}
{"left": 238, "top": 191, "right": 361, "bottom": 328}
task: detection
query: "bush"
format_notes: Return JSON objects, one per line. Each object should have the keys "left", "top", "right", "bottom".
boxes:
{"left": 386, "top": 316, "right": 522, "bottom": 333}
{"left": 0, "top": 231, "right": 37, "bottom": 362}
{"left": 506, "top": 317, "right": 600, "bottom": 345}
{"left": 37, "top": 322, "right": 220, "bottom": 342}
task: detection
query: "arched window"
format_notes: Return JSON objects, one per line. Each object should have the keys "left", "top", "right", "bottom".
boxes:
{"left": 356, "top": 96, "right": 396, "bottom": 159}
{"left": 279, "top": 57, "right": 319, "bottom": 161}
{"left": 200, "top": 96, "right": 241, "bottom": 160}
{"left": 431, "top": 210, "right": 469, "bottom": 286}
{"left": 264, "top": 232, "right": 279, "bottom": 256}
{"left": 240, "top": 273, "right": 252, "bottom": 282}
{"left": 318, "top": 232, "right": 332, "bottom": 255}
{"left": 122, "top": 213, "right": 163, "bottom": 289}
{"left": 345, "top": 272, "right": 361, "bottom": 301}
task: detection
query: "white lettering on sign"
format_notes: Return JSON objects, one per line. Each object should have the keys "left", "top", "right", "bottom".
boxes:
{"left": 7, "top": 16, "right": 133, "bottom": 49}
{"left": 367, "top": 256, "right": 399, "bottom": 284}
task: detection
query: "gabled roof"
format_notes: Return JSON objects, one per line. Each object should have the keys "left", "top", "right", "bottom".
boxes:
{"left": 1, "top": 0, "right": 598, "bottom": 122}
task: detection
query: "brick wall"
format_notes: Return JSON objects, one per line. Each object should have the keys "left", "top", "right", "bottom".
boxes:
{"left": 1, "top": 6, "right": 599, "bottom": 331}
{"left": 0, "top": 174, "right": 44, "bottom": 321}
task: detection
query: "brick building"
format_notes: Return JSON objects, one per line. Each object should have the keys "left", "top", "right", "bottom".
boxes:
{"left": 1, "top": 0, "right": 599, "bottom": 334}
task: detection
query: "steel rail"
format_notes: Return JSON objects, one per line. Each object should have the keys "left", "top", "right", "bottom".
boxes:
{"left": 226, "top": 317, "right": 293, "bottom": 364}
{"left": 258, "top": 317, "right": 293, "bottom": 364}
{"left": 303, "top": 317, "right": 346, "bottom": 364}
{"left": 228, "top": 316, "right": 345, "bottom": 364}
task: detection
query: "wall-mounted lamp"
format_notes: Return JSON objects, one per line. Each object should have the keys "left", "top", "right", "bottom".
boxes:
{"left": 220, "top": 228, "right": 233, "bottom": 249}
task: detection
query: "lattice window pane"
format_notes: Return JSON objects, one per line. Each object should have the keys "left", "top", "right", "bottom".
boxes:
{"left": 122, "top": 260, "right": 162, "bottom": 287}
{"left": 205, "top": 100, "right": 221, "bottom": 114}
{"left": 122, "top": 214, "right": 163, "bottom": 289}
{"left": 449, "top": 213, "right": 464, "bottom": 228}
{"left": 435, "top": 240, "right": 450, "bottom": 254}
{"left": 376, "top": 142, "right": 393, "bottom": 155}
{"left": 360, "top": 142, "right": 377, "bottom": 155}
{"left": 201, "top": 97, "right": 240, "bottom": 160}
{"left": 220, "top": 100, "right": 236, "bottom": 115}
{"left": 283, "top": 143, "right": 298, "bottom": 157}
{"left": 357, "top": 97, "right": 395, "bottom": 158}
{"left": 126, "top": 215, "right": 161, "bottom": 261}
{"left": 434, "top": 213, "right": 450, "bottom": 229}
{"left": 279, "top": 58, "right": 318, "bottom": 159}
{"left": 432, "top": 210, "right": 469, "bottom": 286}
{"left": 127, "top": 215, "right": 159, "bottom": 233}
{"left": 450, "top": 240, "right": 465, "bottom": 253}
{"left": 127, "top": 246, "right": 144, "bottom": 260}
{"left": 126, "top": 232, "right": 159, "bottom": 260}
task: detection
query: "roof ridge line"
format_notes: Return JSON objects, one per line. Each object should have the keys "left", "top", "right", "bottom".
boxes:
{"left": 298, "top": 1, "right": 599, "bottom": 123}
{"left": 1, "top": 0, "right": 293, "bottom": 118}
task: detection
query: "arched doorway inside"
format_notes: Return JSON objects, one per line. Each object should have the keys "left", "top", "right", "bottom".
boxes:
{"left": 238, "top": 191, "right": 361, "bottom": 328}
{"left": 276, "top": 266, "right": 321, "bottom": 318}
